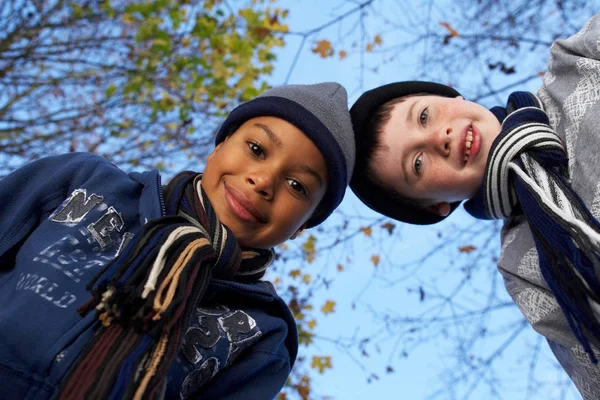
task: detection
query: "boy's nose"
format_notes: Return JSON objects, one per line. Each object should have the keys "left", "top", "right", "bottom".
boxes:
{"left": 247, "top": 173, "right": 274, "bottom": 200}
{"left": 431, "top": 127, "right": 451, "bottom": 157}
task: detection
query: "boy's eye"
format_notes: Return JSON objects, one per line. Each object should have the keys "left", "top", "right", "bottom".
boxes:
{"left": 419, "top": 108, "right": 429, "bottom": 126}
{"left": 287, "top": 178, "right": 307, "bottom": 196}
{"left": 247, "top": 142, "right": 265, "bottom": 158}
{"left": 414, "top": 154, "right": 423, "bottom": 175}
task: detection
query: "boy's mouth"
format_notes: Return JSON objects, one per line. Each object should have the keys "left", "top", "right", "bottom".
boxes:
{"left": 462, "top": 124, "right": 481, "bottom": 166}
{"left": 463, "top": 126, "right": 473, "bottom": 164}
{"left": 224, "top": 183, "right": 267, "bottom": 224}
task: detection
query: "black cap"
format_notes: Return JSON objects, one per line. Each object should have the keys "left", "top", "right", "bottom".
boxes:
{"left": 349, "top": 81, "right": 462, "bottom": 225}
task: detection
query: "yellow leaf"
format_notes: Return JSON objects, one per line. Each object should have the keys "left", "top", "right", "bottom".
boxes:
{"left": 439, "top": 22, "right": 459, "bottom": 37}
{"left": 366, "top": 43, "right": 374, "bottom": 52}
{"left": 371, "top": 254, "right": 380, "bottom": 267}
{"left": 337, "top": 264, "right": 344, "bottom": 272}
{"left": 339, "top": 50, "right": 347, "bottom": 60}
{"left": 374, "top": 34, "right": 383, "bottom": 45}
{"left": 307, "top": 319, "right": 317, "bottom": 329}
{"left": 298, "top": 326, "right": 314, "bottom": 345}
{"left": 312, "top": 39, "right": 334, "bottom": 58}
{"left": 303, "top": 234, "right": 317, "bottom": 263}
{"left": 302, "top": 274, "right": 312, "bottom": 284}
{"left": 321, "top": 300, "right": 336, "bottom": 315}
{"left": 273, "top": 277, "right": 281, "bottom": 285}
{"left": 289, "top": 269, "right": 301, "bottom": 278}
{"left": 360, "top": 226, "right": 372, "bottom": 237}
{"left": 311, "top": 356, "right": 332, "bottom": 373}
{"left": 459, "top": 245, "right": 476, "bottom": 253}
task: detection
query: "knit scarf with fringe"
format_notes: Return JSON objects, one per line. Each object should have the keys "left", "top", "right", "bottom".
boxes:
{"left": 464, "top": 91, "right": 600, "bottom": 363}
{"left": 57, "top": 171, "right": 274, "bottom": 400}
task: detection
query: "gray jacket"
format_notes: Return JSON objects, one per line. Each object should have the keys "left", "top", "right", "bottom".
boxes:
{"left": 499, "top": 14, "right": 600, "bottom": 399}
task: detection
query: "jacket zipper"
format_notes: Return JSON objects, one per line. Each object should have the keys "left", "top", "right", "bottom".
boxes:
{"left": 157, "top": 174, "right": 166, "bottom": 216}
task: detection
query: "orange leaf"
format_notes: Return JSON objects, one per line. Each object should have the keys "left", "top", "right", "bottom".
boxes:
{"left": 371, "top": 254, "right": 380, "bottom": 267}
{"left": 338, "top": 50, "right": 347, "bottom": 60}
{"left": 360, "top": 226, "right": 372, "bottom": 237}
{"left": 374, "top": 34, "right": 383, "bottom": 45}
{"left": 337, "top": 264, "right": 344, "bottom": 272}
{"left": 366, "top": 43, "right": 374, "bottom": 52}
{"left": 459, "top": 245, "right": 476, "bottom": 253}
{"left": 312, "top": 39, "right": 333, "bottom": 58}
{"left": 440, "top": 22, "right": 459, "bottom": 37}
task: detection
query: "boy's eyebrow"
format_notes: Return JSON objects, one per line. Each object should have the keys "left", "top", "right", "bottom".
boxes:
{"left": 401, "top": 157, "right": 410, "bottom": 186}
{"left": 406, "top": 100, "right": 417, "bottom": 125}
{"left": 297, "top": 164, "right": 324, "bottom": 186}
{"left": 255, "top": 123, "right": 282, "bottom": 146}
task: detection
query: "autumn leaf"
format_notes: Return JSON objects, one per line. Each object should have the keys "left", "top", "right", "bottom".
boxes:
{"left": 307, "top": 319, "right": 317, "bottom": 329}
{"left": 366, "top": 43, "right": 374, "bottom": 52}
{"left": 337, "top": 264, "right": 344, "bottom": 272}
{"left": 298, "top": 325, "right": 314, "bottom": 346}
{"left": 321, "top": 300, "right": 336, "bottom": 315}
{"left": 312, "top": 39, "right": 333, "bottom": 58}
{"left": 371, "top": 254, "right": 380, "bottom": 267}
{"left": 381, "top": 222, "right": 395, "bottom": 235}
{"left": 459, "top": 245, "right": 477, "bottom": 253}
{"left": 302, "top": 274, "right": 312, "bottom": 284}
{"left": 338, "top": 50, "right": 347, "bottom": 60}
{"left": 360, "top": 226, "right": 372, "bottom": 237}
{"left": 289, "top": 269, "right": 301, "bottom": 278}
{"left": 374, "top": 34, "right": 383, "bottom": 45}
{"left": 311, "top": 355, "right": 332, "bottom": 373}
{"left": 303, "top": 234, "right": 317, "bottom": 263}
{"left": 439, "top": 22, "right": 459, "bottom": 37}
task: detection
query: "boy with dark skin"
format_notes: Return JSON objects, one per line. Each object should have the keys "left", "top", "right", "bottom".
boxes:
{"left": 0, "top": 82, "right": 355, "bottom": 400}
{"left": 351, "top": 16, "right": 600, "bottom": 399}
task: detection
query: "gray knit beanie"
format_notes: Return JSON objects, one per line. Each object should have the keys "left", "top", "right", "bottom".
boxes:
{"left": 215, "top": 82, "right": 355, "bottom": 228}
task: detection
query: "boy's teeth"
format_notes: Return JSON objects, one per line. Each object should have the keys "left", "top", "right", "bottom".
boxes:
{"left": 464, "top": 125, "right": 474, "bottom": 164}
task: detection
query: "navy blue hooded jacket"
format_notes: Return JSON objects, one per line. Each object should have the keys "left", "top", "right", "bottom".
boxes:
{"left": 0, "top": 152, "right": 298, "bottom": 400}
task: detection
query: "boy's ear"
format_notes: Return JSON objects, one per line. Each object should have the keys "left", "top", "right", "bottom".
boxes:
{"left": 207, "top": 138, "right": 228, "bottom": 162}
{"left": 290, "top": 224, "right": 306, "bottom": 240}
{"left": 424, "top": 202, "right": 451, "bottom": 217}
{"left": 456, "top": 95, "right": 464, "bottom": 100}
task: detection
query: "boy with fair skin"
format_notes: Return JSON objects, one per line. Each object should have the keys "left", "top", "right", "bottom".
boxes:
{"left": 0, "top": 82, "right": 355, "bottom": 400}
{"left": 351, "top": 15, "right": 600, "bottom": 399}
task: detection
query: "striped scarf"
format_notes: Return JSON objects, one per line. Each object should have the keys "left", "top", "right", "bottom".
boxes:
{"left": 58, "top": 172, "right": 273, "bottom": 400}
{"left": 464, "top": 92, "right": 600, "bottom": 363}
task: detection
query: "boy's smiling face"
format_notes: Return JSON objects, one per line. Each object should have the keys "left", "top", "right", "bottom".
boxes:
{"left": 202, "top": 116, "right": 328, "bottom": 249}
{"left": 372, "top": 95, "right": 501, "bottom": 215}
